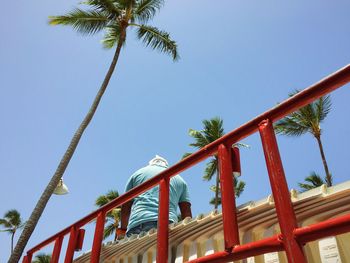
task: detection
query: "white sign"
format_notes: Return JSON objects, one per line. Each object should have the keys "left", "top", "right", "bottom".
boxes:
{"left": 319, "top": 237, "right": 342, "bottom": 263}
{"left": 264, "top": 252, "right": 279, "bottom": 263}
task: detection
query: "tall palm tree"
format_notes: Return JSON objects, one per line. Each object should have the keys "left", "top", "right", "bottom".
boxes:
{"left": 95, "top": 190, "right": 121, "bottom": 241}
{"left": 0, "top": 210, "right": 25, "bottom": 254}
{"left": 298, "top": 171, "right": 327, "bottom": 192}
{"left": 274, "top": 90, "right": 332, "bottom": 187}
{"left": 32, "top": 253, "right": 51, "bottom": 263}
{"left": 9, "top": 1, "right": 178, "bottom": 262}
{"left": 184, "top": 117, "right": 246, "bottom": 209}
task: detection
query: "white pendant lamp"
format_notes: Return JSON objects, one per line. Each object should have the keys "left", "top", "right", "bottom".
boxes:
{"left": 53, "top": 178, "right": 69, "bottom": 195}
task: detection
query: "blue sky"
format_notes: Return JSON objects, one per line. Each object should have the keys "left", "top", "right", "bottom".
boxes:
{"left": 1, "top": 0, "right": 350, "bottom": 261}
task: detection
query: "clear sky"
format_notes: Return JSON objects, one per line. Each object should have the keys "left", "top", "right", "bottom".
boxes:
{"left": 1, "top": 0, "right": 350, "bottom": 262}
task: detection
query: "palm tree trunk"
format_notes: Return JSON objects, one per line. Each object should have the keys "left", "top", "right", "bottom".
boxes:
{"left": 214, "top": 163, "right": 220, "bottom": 210}
{"left": 114, "top": 228, "right": 118, "bottom": 241}
{"left": 11, "top": 232, "right": 14, "bottom": 254}
{"left": 8, "top": 28, "right": 127, "bottom": 263}
{"left": 315, "top": 135, "right": 332, "bottom": 187}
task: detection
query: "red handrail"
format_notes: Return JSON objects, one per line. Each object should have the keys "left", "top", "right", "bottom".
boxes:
{"left": 24, "top": 64, "right": 350, "bottom": 263}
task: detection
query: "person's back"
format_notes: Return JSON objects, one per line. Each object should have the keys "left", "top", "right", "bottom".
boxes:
{"left": 120, "top": 155, "right": 192, "bottom": 238}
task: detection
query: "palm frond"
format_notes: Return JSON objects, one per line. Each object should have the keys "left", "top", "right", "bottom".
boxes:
{"left": 103, "top": 222, "right": 116, "bottom": 239}
{"left": 234, "top": 178, "right": 245, "bottom": 198}
{"left": 134, "top": 0, "right": 163, "bottom": 23}
{"left": 111, "top": 208, "right": 121, "bottom": 219}
{"left": 95, "top": 195, "right": 109, "bottom": 207}
{"left": 202, "top": 117, "right": 224, "bottom": 142}
{"left": 203, "top": 158, "right": 217, "bottom": 181}
{"left": 0, "top": 219, "right": 11, "bottom": 228}
{"left": 298, "top": 171, "right": 325, "bottom": 192}
{"left": 209, "top": 197, "right": 221, "bottom": 206}
{"left": 188, "top": 129, "right": 209, "bottom": 148}
{"left": 0, "top": 229, "right": 13, "bottom": 233}
{"left": 49, "top": 8, "right": 110, "bottom": 35}
{"left": 117, "top": 0, "right": 136, "bottom": 9}
{"left": 304, "top": 172, "right": 325, "bottom": 186}
{"left": 101, "top": 23, "right": 124, "bottom": 49}
{"left": 209, "top": 176, "right": 245, "bottom": 198}
{"left": 32, "top": 253, "right": 52, "bottom": 263}
{"left": 274, "top": 115, "right": 309, "bottom": 136}
{"left": 182, "top": 152, "right": 192, "bottom": 159}
{"left": 82, "top": 0, "right": 121, "bottom": 17}
{"left": 233, "top": 142, "right": 250, "bottom": 148}
{"left": 288, "top": 89, "right": 300, "bottom": 97}
{"left": 106, "top": 190, "right": 119, "bottom": 200}
{"left": 316, "top": 95, "right": 332, "bottom": 122}
{"left": 289, "top": 110, "right": 313, "bottom": 129}
{"left": 209, "top": 185, "right": 217, "bottom": 193}
{"left": 4, "top": 210, "right": 22, "bottom": 227}
{"left": 135, "top": 24, "right": 178, "bottom": 60}
{"left": 95, "top": 190, "right": 119, "bottom": 207}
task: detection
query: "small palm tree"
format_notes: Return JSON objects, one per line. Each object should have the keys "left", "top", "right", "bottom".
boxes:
{"left": 298, "top": 171, "right": 327, "bottom": 192}
{"left": 10, "top": 1, "right": 178, "bottom": 262}
{"left": 184, "top": 117, "right": 246, "bottom": 209}
{"left": 95, "top": 190, "right": 121, "bottom": 241}
{"left": 32, "top": 253, "right": 51, "bottom": 263}
{"left": 0, "top": 210, "right": 25, "bottom": 254}
{"left": 274, "top": 90, "right": 332, "bottom": 186}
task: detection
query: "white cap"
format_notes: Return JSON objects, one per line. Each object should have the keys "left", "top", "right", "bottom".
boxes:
{"left": 149, "top": 155, "right": 169, "bottom": 167}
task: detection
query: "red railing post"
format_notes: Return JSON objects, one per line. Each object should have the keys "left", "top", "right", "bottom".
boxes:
{"left": 258, "top": 119, "right": 307, "bottom": 263}
{"left": 90, "top": 211, "right": 106, "bottom": 263}
{"left": 22, "top": 254, "right": 32, "bottom": 263}
{"left": 218, "top": 144, "right": 240, "bottom": 250}
{"left": 157, "top": 178, "right": 170, "bottom": 263}
{"left": 64, "top": 226, "right": 78, "bottom": 263}
{"left": 51, "top": 236, "right": 63, "bottom": 263}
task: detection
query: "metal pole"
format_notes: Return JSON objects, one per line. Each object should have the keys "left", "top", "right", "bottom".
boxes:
{"left": 218, "top": 144, "right": 240, "bottom": 249}
{"left": 51, "top": 236, "right": 63, "bottom": 263}
{"left": 258, "top": 119, "right": 306, "bottom": 263}
{"left": 157, "top": 178, "right": 170, "bottom": 263}
{"left": 64, "top": 227, "right": 78, "bottom": 263}
{"left": 90, "top": 211, "right": 106, "bottom": 263}
{"left": 187, "top": 235, "right": 284, "bottom": 263}
{"left": 22, "top": 256, "right": 27, "bottom": 263}
{"left": 294, "top": 213, "right": 350, "bottom": 243}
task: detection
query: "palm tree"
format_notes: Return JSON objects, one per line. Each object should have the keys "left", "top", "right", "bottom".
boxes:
{"left": 95, "top": 190, "right": 121, "bottom": 241}
{"left": 32, "top": 253, "right": 51, "bottom": 263}
{"left": 184, "top": 117, "right": 246, "bottom": 209}
{"left": 9, "top": 1, "right": 178, "bottom": 262}
{"left": 298, "top": 171, "right": 327, "bottom": 192}
{"left": 274, "top": 90, "right": 332, "bottom": 187}
{"left": 0, "top": 210, "right": 25, "bottom": 254}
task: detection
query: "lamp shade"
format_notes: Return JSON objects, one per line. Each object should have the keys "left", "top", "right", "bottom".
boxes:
{"left": 53, "top": 179, "right": 69, "bottom": 195}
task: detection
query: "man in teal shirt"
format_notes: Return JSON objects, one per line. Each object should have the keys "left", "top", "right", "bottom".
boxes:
{"left": 120, "top": 155, "right": 192, "bottom": 238}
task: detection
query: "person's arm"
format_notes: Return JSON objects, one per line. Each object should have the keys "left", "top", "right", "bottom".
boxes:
{"left": 121, "top": 200, "right": 133, "bottom": 230}
{"left": 179, "top": 201, "right": 192, "bottom": 220}
{"left": 118, "top": 200, "right": 133, "bottom": 239}
{"left": 118, "top": 175, "right": 135, "bottom": 239}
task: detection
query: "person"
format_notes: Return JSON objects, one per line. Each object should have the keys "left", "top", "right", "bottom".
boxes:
{"left": 118, "top": 155, "right": 192, "bottom": 239}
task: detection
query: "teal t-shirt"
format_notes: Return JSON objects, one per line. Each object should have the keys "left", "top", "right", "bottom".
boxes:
{"left": 125, "top": 164, "right": 190, "bottom": 231}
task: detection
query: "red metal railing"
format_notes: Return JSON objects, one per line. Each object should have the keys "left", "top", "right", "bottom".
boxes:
{"left": 23, "top": 64, "right": 350, "bottom": 263}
